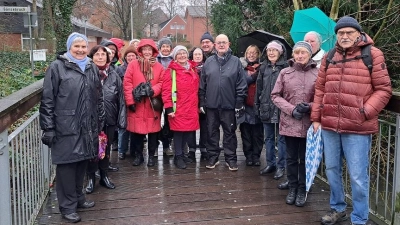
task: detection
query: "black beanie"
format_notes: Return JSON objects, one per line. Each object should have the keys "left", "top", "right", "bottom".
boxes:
{"left": 334, "top": 16, "right": 362, "bottom": 34}
{"left": 200, "top": 32, "right": 214, "bottom": 43}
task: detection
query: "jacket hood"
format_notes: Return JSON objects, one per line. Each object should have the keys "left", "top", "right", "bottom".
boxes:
{"left": 109, "top": 38, "right": 125, "bottom": 51}
{"left": 288, "top": 57, "right": 317, "bottom": 71}
{"left": 261, "top": 40, "right": 287, "bottom": 66}
{"left": 335, "top": 32, "right": 374, "bottom": 54}
{"left": 137, "top": 39, "right": 159, "bottom": 58}
{"left": 100, "top": 39, "right": 119, "bottom": 63}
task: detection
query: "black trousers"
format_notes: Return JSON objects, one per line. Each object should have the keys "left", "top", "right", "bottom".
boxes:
{"left": 239, "top": 122, "right": 264, "bottom": 161}
{"left": 131, "top": 132, "right": 158, "bottom": 156}
{"left": 173, "top": 131, "right": 191, "bottom": 156}
{"left": 187, "top": 113, "right": 207, "bottom": 150}
{"left": 56, "top": 160, "right": 88, "bottom": 214}
{"left": 285, "top": 136, "right": 306, "bottom": 191}
{"left": 87, "top": 125, "right": 116, "bottom": 173}
{"left": 206, "top": 108, "right": 237, "bottom": 162}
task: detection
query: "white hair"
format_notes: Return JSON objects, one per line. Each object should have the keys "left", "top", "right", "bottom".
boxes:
{"left": 305, "top": 31, "right": 322, "bottom": 46}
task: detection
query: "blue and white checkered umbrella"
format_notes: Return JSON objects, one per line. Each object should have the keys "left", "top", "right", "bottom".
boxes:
{"left": 305, "top": 125, "right": 323, "bottom": 199}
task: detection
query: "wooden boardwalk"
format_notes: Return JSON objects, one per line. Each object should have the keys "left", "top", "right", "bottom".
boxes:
{"left": 36, "top": 133, "right": 377, "bottom": 225}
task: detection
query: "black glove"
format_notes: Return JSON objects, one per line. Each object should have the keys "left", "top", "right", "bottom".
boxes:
{"left": 41, "top": 130, "right": 55, "bottom": 147}
{"left": 128, "top": 104, "right": 136, "bottom": 112}
{"left": 235, "top": 106, "right": 245, "bottom": 118}
{"left": 133, "top": 82, "right": 145, "bottom": 102}
{"left": 292, "top": 108, "right": 303, "bottom": 120}
{"left": 251, "top": 72, "right": 258, "bottom": 81}
{"left": 296, "top": 102, "right": 310, "bottom": 113}
{"left": 143, "top": 82, "right": 154, "bottom": 97}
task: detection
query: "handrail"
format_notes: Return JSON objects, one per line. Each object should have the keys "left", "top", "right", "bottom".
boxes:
{"left": 0, "top": 79, "right": 43, "bottom": 133}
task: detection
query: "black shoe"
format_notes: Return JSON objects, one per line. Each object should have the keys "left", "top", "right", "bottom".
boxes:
{"left": 286, "top": 188, "right": 297, "bottom": 205}
{"left": 118, "top": 153, "right": 126, "bottom": 160}
{"left": 147, "top": 156, "right": 156, "bottom": 167}
{"left": 85, "top": 173, "right": 95, "bottom": 194}
{"left": 226, "top": 161, "right": 238, "bottom": 171}
{"left": 205, "top": 157, "right": 219, "bottom": 169}
{"left": 95, "top": 170, "right": 100, "bottom": 179}
{"left": 62, "top": 213, "right": 81, "bottom": 223}
{"left": 132, "top": 155, "right": 144, "bottom": 166}
{"left": 77, "top": 200, "right": 95, "bottom": 208}
{"left": 253, "top": 158, "right": 260, "bottom": 166}
{"left": 295, "top": 190, "right": 306, "bottom": 207}
{"left": 278, "top": 180, "right": 289, "bottom": 190}
{"left": 182, "top": 155, "right": 193, "bottom": 163}
{"left": 274, "top": 167, "right": 285, "bottom": 180}
{"left": 245, "top": 158, "right": 253, "bottom": 166}
{"left": 108, "top": 164, "right": 119, "bottom": 172}
{"left": 259, "top": 165, "right": 276, "bottom": 175}
{"left": 174, "top": 155, "right": 186, "bottom": 169}
{"left": 188, "top": 151, "right": 196, "bottom": 161}
{"left": 99, "top": 170, "right": 115, "bottom": 189}
{"left": 200, "top": 152, "right": 209, "bottom": 161}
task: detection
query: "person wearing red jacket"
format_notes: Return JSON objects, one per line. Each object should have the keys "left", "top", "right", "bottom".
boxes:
{"left": 311, "top": 17, "right": 392, "bottom": 225}
{"left": 162, "top": 45, "right": 200, "bottom": 169}
{"left": 123, "top": 39, "right": 164, "bottom": 167}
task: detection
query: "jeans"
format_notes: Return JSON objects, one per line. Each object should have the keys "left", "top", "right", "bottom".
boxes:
{"left": 263, "top": 123, "right": 286, "bottom": 169}
{"left": 322, "top": 129, "right": 371, "bottom": 225}
{"left": 118, "top": 128, "right": 129, "bottom": 154}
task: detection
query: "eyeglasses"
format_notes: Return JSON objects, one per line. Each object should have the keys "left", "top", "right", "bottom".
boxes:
{"left": 216, "top": 41, "right": 228, "bottom": 46}
{"left": 176, "top": 52, "right": 187, "bottom": 56}
{"left": 246, "top": 51, "right": 258, "bottom": 56}
{"left": 337, "top": 30, "right": 358, "bottom": 37}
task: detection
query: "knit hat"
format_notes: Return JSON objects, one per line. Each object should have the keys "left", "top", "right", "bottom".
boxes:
{"left": 266, "top": 41, "right": 283, "bottom": 54}
{"left": 293, "top": 41, "right": 312, "bottom": 55}
{"left": 172, "top": 45, "right": 188, "bottom": 60}
{"left": 123, "top": 45, "right": 137, "bottom": 59}
{"left": 334, "top": 16, "right": 362, "bottom": 34}
{"left": 158, "top": 37, "right": 173, "bottom": 50}
{"left": 200, "top": 32, "right": 214, "bottom": 43}
{"left": 66, "top": 32, "right": 88, "bottom": 50}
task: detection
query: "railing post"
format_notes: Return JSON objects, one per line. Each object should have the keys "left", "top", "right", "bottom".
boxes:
{"left": 42, "top": 142, "right": 50, "bottom": 186}
{"left": 0, "top": 129, "right": 12, "bottom": 224}
{"left": 393, "top": 114, "right": 400, "bottom": 225}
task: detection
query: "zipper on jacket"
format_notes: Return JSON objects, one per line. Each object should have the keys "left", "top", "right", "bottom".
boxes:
{"left": 337, "top": 51, "right": 347, "bottom": 132}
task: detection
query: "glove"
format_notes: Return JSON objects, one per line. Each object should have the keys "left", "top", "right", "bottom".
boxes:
{"left": 143, "top": 82, "right": 154, "bottom": 97}
{"left": 235, "top": 106, "right": 245, "bottom": 118}
{"left": 200, "top": 107, "right": 206, "bottom": 114}
{"left": 128, "top": 104, "right": 136, "bottom": 112}
{"left": 133, "top": 82, "right": 145, "bottom": 102}
{"left": 251, "top": 72, "right": 258, "bottom": 81}
{"left": 296, "top": 102, "right": 310, "bottom": 113}
{"left": 41, "top": 130, "right": 55, "bottom": 147}
{"left": 292, "top": 108, "right": 303, "bottom": 120}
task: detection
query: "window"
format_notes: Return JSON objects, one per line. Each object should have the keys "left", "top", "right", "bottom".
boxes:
{"left": 21, "top": 34, "right": 34, "bottom": 51}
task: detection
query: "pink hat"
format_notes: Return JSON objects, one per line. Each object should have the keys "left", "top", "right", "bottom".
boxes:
{"left": 267, "top": 41, "right": 283, "bottom": 54}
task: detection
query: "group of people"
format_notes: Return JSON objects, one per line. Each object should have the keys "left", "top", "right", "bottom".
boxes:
{"left": 39, "top": 16, "right": 392, "bottom": 225}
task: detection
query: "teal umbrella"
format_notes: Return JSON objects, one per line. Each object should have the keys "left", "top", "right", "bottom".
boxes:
{"left": 290, "top": 7, "right": 336, "bottom": 51}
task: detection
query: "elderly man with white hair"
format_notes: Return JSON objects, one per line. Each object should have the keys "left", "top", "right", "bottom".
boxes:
{"left": 304, "top": 31, "right": 325, "bottom": 68}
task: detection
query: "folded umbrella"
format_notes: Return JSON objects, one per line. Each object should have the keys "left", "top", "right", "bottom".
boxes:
{"left": 305, "top": 125, "right": 324, "bottom": 200}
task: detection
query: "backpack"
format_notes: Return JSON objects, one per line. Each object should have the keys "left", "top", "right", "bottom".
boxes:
{"left": 324, "top": 44, "right": 373, "bottom": 75}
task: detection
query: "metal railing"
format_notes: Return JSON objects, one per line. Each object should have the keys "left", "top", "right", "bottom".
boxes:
{"left": 7, "top": 112, "right": 55, "bottom": 225}
{"left": 316, "top": 111, "right": 400, "bottom": 225}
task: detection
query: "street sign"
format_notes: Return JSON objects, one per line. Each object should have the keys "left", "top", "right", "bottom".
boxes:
{"left": 30, "top": 49, "right": 47, "bottom": 62}
{"left": 23, "top": 13, "right": 37, "bottom": 27}
{"left": 0, "top": 6, "right": 30, "bottom": 13}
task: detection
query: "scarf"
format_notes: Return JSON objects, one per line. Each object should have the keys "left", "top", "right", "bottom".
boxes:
{"left": 65, "top": 52, "right": 88, "bottom": 72}
{"left": 97, "top": 64, "right": 109, "bottom": 84}
{"left": 137, "top": 56, "right": 156, "bottom": 81}
{"left": 245, "top": 63, "right": 260, "bottom": 72}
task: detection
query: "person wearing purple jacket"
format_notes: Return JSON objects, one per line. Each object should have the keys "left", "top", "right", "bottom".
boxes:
{"left": 271, "top": 41, "right": 318, "bottom": 207}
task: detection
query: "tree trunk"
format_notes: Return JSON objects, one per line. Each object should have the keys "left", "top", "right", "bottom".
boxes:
{"left": 32, "top": 0, "right": 39, "bottom": 49}
{"left": 329, "top": 0, "right": 340, "bottom": 20}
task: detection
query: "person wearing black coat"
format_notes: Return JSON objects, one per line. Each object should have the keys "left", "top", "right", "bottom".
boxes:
{"left": 39, "top": 32, "right": 105, "bottom": 223}
{"left": 255, "top": 40, "right": 289, "bottom": 181}
{"left": 85, "top": 45, "right": 126, "bottom": 193}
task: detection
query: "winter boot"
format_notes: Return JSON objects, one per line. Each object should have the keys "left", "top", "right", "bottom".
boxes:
{"left": 85, "top": 173, "right": 96, "bottom": 194}
{"left": 174, "top": 155, "right": 186, "bottom": 169}
{"left": 99, "top": 170, "right": 115, "bottom": 189}
{"left": 188, "top": 150, "right": 196, "bottom": 162}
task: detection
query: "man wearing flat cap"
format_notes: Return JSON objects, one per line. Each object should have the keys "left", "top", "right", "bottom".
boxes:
{"left": 311, "top": 16, "right": 392, "bottom": 225}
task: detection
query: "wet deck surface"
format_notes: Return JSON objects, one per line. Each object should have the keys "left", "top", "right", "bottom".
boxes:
{"left": 36, "top": 132, "right": 377, "bottom": 225}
